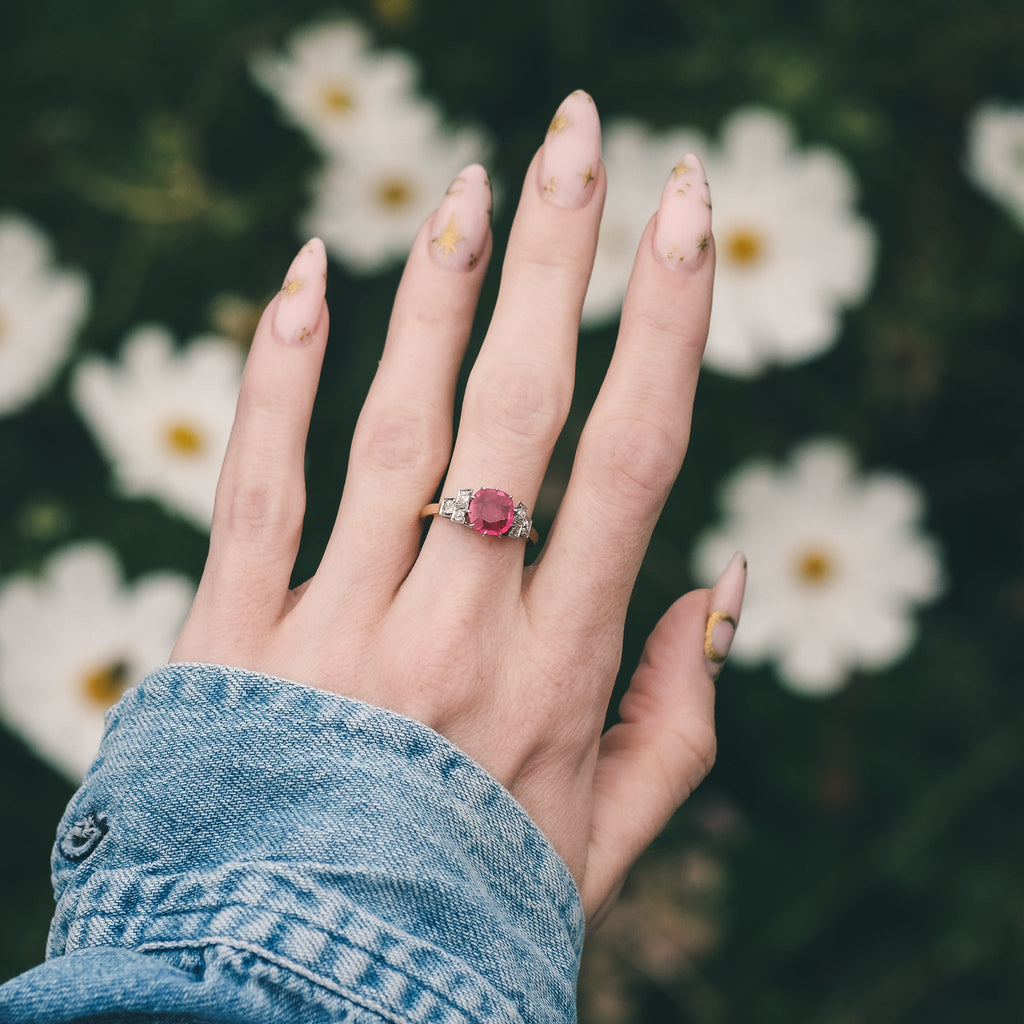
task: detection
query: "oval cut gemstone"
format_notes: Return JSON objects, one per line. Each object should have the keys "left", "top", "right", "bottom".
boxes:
{"left": 467, "top": 488, "right": 515, "bottom": 535}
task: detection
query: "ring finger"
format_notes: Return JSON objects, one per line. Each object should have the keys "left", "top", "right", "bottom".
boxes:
{"left": 414, "top": 90, "right": 605, "bottom": 588}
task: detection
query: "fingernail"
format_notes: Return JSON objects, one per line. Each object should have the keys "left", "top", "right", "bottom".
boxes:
{"left": 705, "top": 551, "right": 746, "bottom": 678}
{"left": 653, "top": 153, "right": 712, "bottom": 273}
{"left": 272, "top": 238, "right": 327, "bottom": 345}
{"left": 538, "top": 90, "right": 601, "bottom": 208}
{"left": 429, "top": 164, "right": 492, "bottom": 271}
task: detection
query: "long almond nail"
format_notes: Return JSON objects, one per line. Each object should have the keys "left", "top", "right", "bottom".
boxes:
{"left": 705, "top": 551, "right": 746, "bottom": 678}
{"left": 429, "top": 164, "right": 491, "bottom": 271}
{"left": 272, "top": 238, "right": 327, "bottom": 345}
{"left": 653, "top": 153, "right": 712, "bottom": 272}
{"left": 538, "top": 90, "right": 601, "bottom": 208}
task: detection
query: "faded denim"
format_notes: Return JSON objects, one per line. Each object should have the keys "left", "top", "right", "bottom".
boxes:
{"left": 0, "top": 663, "right": 584, "bottom": 1022}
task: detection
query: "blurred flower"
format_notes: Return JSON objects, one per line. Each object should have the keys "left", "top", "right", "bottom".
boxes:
{"left": 583, "top": 110, "right": 875, "bottom": 375}
{"left": 578, "top": 845, "right": 729, "bottom": 1024}
{"left": 250, "top": 18, "right": 419, "bottom": 157}
{"left": 692, "top": 439, "right": 944, "bottom": 696}
{"left": 703, "top": 109, "right": 875, "bottom": 374}
{"left": 0, "top": 215, "right": 90, "bottom": 416}
{"left": 304, "top": 103, "right": 488, "bottom": 272}
{"left": 0, "top": 542, "right": 193, "bottom": 781}
{"left": 208, "top": 292, "right": 264, "bottom": 348}
{"left": 71, "top": 325, "right": 242, "bottom": 530}
{"left": 965, "top": 101, "right": 1024, "bottom": 230}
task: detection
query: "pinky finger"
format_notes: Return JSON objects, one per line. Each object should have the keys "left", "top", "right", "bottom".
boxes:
{"left": 582, "top": 552, "right": 746, "bottom": 923}
{"left": 181, "top": 241, "right": 328, "bottom": 651}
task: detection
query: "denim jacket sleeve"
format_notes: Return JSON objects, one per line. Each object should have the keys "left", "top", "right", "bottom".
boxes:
{"left": 0, "top": 663, "right": 584, "bottom": 1023}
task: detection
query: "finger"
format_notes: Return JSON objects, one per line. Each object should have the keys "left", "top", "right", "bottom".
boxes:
{"left": 311, "top": 165, "right": 493, "bottom": 606}
{"left": 581, "top": 553, "right": 745, "bottom": 922}
{"left": 188, "top": 239, "right": 328, "bottom": 639}
{"left": 414, "top": 91, "right": 603, "bottom": 585}
{"left": 529, "top": 154, "right": 714, "bottom": 635}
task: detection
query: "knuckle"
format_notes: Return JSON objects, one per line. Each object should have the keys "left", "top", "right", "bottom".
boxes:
{"left": 581, "top": 415, "right": 686, "bottom": 507}
{"left": 675, "top": 721, "right": 718, "bottom": 793}
{"left": 464, "top": 362, "right": 570, "bottom": 453}
{"left": 351, "top": 407, "right": 448, "bottom": 477}
{"left": 215, "top": 473, "right": 304, "bottom": 550}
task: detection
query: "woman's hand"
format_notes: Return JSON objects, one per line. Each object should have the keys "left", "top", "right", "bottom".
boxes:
{"left": 171, "top": 90, "right": 745, "bottom": 925}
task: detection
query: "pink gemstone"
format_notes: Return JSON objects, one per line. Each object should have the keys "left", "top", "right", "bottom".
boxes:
{"left": 467, "top": 488, "right": 514, "bottom": 535}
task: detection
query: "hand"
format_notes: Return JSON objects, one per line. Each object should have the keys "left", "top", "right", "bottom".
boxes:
{"left": 171, "top": 90, "right": 745, "bottom": 925}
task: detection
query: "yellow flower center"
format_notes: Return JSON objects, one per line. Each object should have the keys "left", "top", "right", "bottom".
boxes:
{"left": 724, "top": 228, "right": 765, "bottom": 267}
{"left": 320, "top": 83, "right": 354, "bottom": 115}
{"left": 164, "top": 420, "right": 205, "bottom": 456}
{"left": 795, "top": 547, "right": 837, "bottom": 585}
{"left": 377, "top": 177, "right": 414, "bottom": 210}
{"left": 372, "top": 0, "right": 415, "bottom": 27}
{"left": 81, "top": 659, "right": 131, "bottom": 708}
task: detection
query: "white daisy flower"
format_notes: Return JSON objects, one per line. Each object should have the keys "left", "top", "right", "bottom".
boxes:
{"left": 305, "top": 102, "right": 489, "bottom": 273}
{"left": 692, "top": 439, "right": 944, "bottom": 696}
{"left": 583, "top": 120, "right": 703, "bottom": 326}
{"left": 250, "top": 18, "right": 419, "bottom": 157}
{"left": 0, "top": 542, "right": 194, "bottom": 781}
{"left": 702, "top": 109, "right": 876, "bottom": 375}
{"left": 71, "top": 325, "right": 243, "bottom": 530}
{"left": 582, "top": 111, "right": 875, "bottom": 375}
{"left": 0, "top": 215, "right": 90, "bottom": 416}
{"left": 965, "top": 101, "right": 1024, "bottom": 230}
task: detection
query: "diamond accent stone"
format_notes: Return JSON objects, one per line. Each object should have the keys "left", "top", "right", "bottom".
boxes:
{"left": 509, "top": 502, "right": 531, "bottom": 539}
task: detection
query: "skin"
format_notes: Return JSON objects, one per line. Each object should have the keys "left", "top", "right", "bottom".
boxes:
{"left": 172, "top": 99, "right": 721, "bottom": 928}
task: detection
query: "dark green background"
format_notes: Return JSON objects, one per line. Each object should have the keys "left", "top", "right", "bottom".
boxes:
{"left": 2, "top": 0, "right": 1023, "bottom": 1020}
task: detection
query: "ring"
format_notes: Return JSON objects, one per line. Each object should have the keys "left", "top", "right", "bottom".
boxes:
{"left": 420, "top": 487, "right": 539, "bottom": 544}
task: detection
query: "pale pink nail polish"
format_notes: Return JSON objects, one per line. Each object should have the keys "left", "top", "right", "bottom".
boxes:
{"left": 429, "top": 164, "right": 492, "bottom": 271}
{"left": 538, "top": 90, "right": 601, "bottom": 208}
{"left": 653, "top": 153, "right": 712, "bottom": 273}
{"left": 272, "top": 237, "right": 327, "bottom": 345}
{"left": 704, "top": 551, "right": 746, "bottom": 678}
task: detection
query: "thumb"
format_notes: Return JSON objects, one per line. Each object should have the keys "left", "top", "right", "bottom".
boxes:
{"left": 582, "top": 552, "right": 746, "bottom": 923}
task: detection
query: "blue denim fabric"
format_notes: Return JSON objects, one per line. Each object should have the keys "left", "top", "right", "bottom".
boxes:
{"left": 0, "top": 663, "right": 584, "bottom": 1022}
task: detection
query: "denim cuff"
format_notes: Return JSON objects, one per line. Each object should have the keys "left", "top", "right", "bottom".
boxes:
{"left": 48, "top": 663, "right": 584, "bottom": 1024}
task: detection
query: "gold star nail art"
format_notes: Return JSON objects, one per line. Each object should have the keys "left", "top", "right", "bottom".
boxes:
{"left": 579, "top": 165, "right": 595, "bottom": 187}
{"left": 672, "top": 158, "right": 693, "bottom": 178}
{"left": 282, "top": 277, "right": 304, "bottom": 296}
{"left": 544, "top": 177, "right": 558, "bottom": 194}
{"left": 432, "top": 214, "right": 465, "bottom": 259}
{"left": 548, "top": 112, "right": 572, "bottom": 135}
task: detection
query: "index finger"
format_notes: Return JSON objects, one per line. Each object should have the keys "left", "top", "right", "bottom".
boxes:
{"left": 527, "top": 155, "right": 714, "bottom": 634}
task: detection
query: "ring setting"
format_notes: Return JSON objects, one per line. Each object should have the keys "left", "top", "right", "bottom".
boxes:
{"left": 421, "top": 487, "right": 538, "bottom": 543}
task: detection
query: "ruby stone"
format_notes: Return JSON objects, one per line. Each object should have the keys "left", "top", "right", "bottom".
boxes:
{"left": 467, "top": 488, "right": 514, "bottom": 535}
